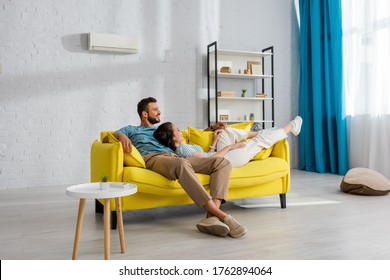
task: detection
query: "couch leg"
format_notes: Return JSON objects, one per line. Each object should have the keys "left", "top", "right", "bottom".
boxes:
{"left": 110, "top": 211, "right": 117, "bottom": 230}
{"left": 95, "top": 199, "right": 103, "bottom": 213}
{"left": 279, "top": 193, "right": 286, "bottom": 209}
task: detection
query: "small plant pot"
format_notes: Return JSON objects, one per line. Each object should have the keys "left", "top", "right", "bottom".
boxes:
{"left": 100, "top": 182, "right": 110, "bottom": 190}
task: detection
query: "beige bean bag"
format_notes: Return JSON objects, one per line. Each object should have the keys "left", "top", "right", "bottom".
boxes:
{"left": 340, "top": 167, "right": 390, "bottom": 196}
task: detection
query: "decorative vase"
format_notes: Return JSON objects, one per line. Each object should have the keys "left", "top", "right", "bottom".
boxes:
{"left": 249, "top": 113, "right": 255, "bottom": 121}
{"left": 100, "top": 182, "right": 109, "bottom": 190}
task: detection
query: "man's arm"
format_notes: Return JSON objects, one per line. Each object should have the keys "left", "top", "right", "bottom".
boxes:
{"left": 102, "top": 132, "right": 133, "bottom": 153}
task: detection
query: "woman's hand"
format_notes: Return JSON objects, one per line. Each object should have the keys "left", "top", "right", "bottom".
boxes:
{"left": 229, "top": 142, "right": 246, "bottom": 150}
{"left": 210, "top": 141, "right": 245, "bottom": 158}
{"left": 213, "top": 129, "right": 223, "bottom": 141}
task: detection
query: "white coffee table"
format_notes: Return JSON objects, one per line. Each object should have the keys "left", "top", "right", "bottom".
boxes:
{"left": 66, "top": 182, "right": 137, "bottom": 260}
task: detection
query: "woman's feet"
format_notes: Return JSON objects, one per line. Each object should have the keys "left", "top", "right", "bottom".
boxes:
{"left": 290, "top": 116, "right": 303, "bottom": 136}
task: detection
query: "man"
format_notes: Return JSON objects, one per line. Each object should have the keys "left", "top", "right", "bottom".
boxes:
{"left": 103, "top": 97, "right": 247, "bottom": 238}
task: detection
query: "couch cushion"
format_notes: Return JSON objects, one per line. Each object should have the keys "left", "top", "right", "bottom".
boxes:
{"left": 340, "top": 167, "right": 390, "bottom": 196}
{"left": 230, "top": 157, "right": 289, "bottom": 187}
{"left": 106, "top": 132, "right": 146, "bottom": 168}
{"left": 123, "top": 156, "right": 289, "bottom": 196}
{"left": 123, "top": 167, "right": 210, "bottom": 196}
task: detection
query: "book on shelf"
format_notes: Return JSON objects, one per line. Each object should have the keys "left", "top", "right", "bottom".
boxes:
{"left": 256, "top": 93, "right": 267, "bottom": 98}
{"left": 220, "top": 66, "right": 231, "bottom": 73}
{"left": 217, "top": 91, "right": 236, "bottom": 97}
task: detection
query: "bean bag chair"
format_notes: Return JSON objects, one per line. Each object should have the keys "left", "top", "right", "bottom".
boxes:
{"left": 340, "top": 167, "right": 390, "bottom": 196}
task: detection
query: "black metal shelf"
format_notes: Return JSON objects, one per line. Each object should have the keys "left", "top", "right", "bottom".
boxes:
{"left": 207, "top": 41, "right": 274, "bottom": 129}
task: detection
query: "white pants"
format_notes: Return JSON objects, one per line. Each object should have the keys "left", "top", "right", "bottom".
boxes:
{"left": 216, "top": 127, "right": 287, "bottom": 168}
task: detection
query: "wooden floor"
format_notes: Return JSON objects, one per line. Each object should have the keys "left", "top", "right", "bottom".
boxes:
{"left": 1, "top": 169, "right": 390, "bottom": 260}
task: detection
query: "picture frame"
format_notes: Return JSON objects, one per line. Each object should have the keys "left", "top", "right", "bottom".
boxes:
{"left": 247, "top": 61, "right": 262, "bottom": 75}
{"left": 219, "top": 114, "right": 229, "bottom": 121}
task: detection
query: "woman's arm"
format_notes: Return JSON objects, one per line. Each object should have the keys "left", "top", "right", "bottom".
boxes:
{"left": 176, "top": 141, "right": 245, "bottom": 159}
{"left": 205, "top": 129, "right": 245, "bottom": 157}
{"left": 209, "top": 143, "right": 245, "bottom": 158}
{"left": 208, "top": 129, "right": 223, "bottom": 152}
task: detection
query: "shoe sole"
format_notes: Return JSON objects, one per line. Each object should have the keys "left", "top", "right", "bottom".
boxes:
{"left": 196, "top": 223, "right": 230, "bottom": 237}
{"left": 228, "top": 228, "right": 248, "bottom": 238}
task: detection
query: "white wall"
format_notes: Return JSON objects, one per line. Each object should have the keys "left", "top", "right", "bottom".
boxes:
{"left": 0, "top": 0, "right": 299, "bottom": 189}
{"left": 218, "top": 0, "right": 300, "bottom": 166}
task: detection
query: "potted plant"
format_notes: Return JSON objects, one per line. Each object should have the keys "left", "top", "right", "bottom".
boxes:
{"left": 241, "top": 89, "right": 247, "bottom": 97}
{"left": 100, "top": 175, "right": 109, "bottom": 190}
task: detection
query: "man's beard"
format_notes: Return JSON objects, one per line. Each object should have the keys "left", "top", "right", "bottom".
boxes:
{"left": 148, "top": 116, "right": 160, "bottom": 124}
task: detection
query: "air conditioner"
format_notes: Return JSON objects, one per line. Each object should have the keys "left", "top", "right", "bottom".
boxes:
{"left": 88, "top": 32, "right": 139, "bottom": 54}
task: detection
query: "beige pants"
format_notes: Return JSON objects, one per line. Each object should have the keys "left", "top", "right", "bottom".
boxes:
{"left": 143, "top": 152, "right": 232, "bottom": 207}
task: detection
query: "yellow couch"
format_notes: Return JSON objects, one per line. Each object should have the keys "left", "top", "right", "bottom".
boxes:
{"left": 90, "top": 123, "right": 290, "bottom": 229}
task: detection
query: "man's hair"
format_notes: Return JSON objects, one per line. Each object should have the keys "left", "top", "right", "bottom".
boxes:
{"left": 154, "top": 122, "right": 176, "bottom": 151}
{"left": 137, "top": 97, "right": 157, "bottom": 119}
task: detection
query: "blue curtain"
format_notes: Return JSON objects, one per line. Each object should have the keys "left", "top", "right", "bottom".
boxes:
{"left": 299, "top": 0, "right": 349, "bottom": 175}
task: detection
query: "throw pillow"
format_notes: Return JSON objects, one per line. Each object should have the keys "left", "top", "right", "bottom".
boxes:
{"left": 106, "top": 132, "right": 146, "bottom": 168}
{"left": 229, "top": 121, "right": 254, "bottom": 131}
{"left": 187, "top": 122, "right": 254, "bottom": 151}
{"left": 340, "top": 167, "right": 390, "bottom": 196}
{"left": 187, "top": 127, "right": 214, "bottom": 151}
{"left": 251, "top": 146, "right": 274, "bottom": 161}
{"left": 181, "top": 129, "right": 189, "bottom": 144}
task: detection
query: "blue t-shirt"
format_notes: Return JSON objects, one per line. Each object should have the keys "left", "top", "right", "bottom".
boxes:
{"left": 116, "top": 125, "right": 173, "bottom": 156}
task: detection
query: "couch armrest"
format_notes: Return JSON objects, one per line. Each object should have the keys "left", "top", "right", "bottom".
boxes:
{"left": 270, "top": 138, "right": 290, "bottom": 163}
{"left": 270, "top": 139, "right": 290, "bottom": 194}
{"left": 100, "top": 131, "right": 116, "bottom": 142}
{"left": 90, "top": 140, "right": 124, "bottom": 182}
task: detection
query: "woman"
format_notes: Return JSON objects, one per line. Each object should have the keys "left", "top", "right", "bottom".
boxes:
{"left": 154, "top": 116, "right": 302, "bottom": 168}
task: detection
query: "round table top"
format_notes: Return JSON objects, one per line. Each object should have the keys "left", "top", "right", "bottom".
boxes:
{"left": 66, "top": 182, "right": 137, "bottom": 199}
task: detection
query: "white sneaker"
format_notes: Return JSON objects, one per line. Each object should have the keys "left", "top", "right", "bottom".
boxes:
{"left": 290, "top": 116, "right": 303, "bottom": 136}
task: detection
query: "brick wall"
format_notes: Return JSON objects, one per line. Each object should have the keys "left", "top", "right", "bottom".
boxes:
{"left": 0, "top": 0, "right": 298, "bottom": 188}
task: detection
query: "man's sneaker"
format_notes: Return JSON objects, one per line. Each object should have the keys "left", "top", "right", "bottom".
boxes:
{"left": 223, "top": 215, "right": 248, "bottom": 238}
{"left": 290, "top": 116, "right": 303, "bottom": 136}
{"left": 196, "top": 216, "right": 230, "bottom": 237}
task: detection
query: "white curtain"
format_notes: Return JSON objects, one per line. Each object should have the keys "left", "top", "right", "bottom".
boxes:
{"left": 342, "top": 0, "right": 390, "bottom": 177}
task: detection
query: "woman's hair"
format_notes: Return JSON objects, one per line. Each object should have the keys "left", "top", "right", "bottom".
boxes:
{"left": 154, "top": 122, "right": 176, "bottom": 151}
